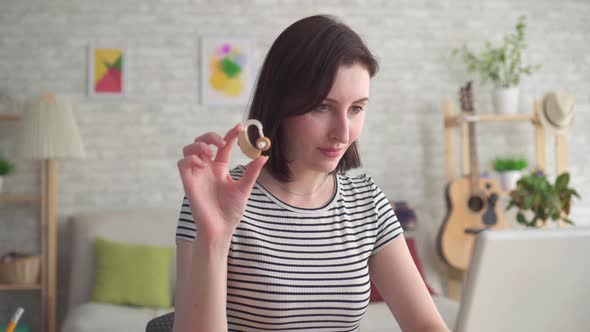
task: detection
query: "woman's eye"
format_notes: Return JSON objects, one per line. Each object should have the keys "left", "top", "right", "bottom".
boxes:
{"left": 315, "top": 104, "right": 329, "bottom": 112}
{"left": 351, "top": 105, "right": 364, "bottom": 113}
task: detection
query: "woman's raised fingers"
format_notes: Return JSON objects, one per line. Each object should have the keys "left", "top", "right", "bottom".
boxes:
{"left": 190, "top": 154, "right": 208, "bottom": 168}
{"left": 215, "top": 123, "right": 242, "bottom": 164}
{"left": 183, "top": 141, "right": 215, "bottom": 158}
{"left": 177, "top": 156, "right": 206, "bottom": 198}
{"left": 193, "top": 132, "right": 226, "bottom": 147}
{"left": 177, "top": 154, "right": 208, "bottom": 171}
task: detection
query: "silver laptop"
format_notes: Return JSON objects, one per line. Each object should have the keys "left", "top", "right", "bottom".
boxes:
{"left": 455, "top": 227, "right": 590, "bottom": 332}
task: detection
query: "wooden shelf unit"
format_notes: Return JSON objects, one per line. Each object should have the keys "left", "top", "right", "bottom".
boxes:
{"left": 0, "top": 283, "right": 42, "bottom": 290}
{"left": 1, "top": 114, "right": 56, "bottom": 332}
{"left": 0, "top": 194, "right": 40, "bottom": 203}
{"left": 441, "top": 96, "right": 569, "bottom": 301}
{"left": 0, "top": 113, "right": 20, "bottom": 121}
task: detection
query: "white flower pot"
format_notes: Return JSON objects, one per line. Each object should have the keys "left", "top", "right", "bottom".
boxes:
{"left": 492, "top": 87, "right": 519, "bottom": 114}
{"left": 498, "top": 170, "right": 522, "bottom": 192}
{"left": 0, "top": 176, "right": 4, "bottom": 192}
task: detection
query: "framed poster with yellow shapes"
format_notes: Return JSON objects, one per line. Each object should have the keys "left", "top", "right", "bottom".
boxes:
{"left": 200, "top": 36, "right": 254, "bottom": 106}
{"left": 88, "top": 45, "right": 126, "bottom": 97}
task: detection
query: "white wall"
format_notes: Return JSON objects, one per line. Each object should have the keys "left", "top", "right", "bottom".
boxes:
{"left": 0, "top": 0, "right": 588, "bottom": 329}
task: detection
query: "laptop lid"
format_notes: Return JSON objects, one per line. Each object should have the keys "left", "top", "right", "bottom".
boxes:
{"left": 455, "top": 227, "right": 590, "bottom": 332}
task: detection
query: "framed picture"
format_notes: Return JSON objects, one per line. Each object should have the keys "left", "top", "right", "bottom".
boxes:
{"left": 200, "top": 36, "right": 254, "bottom": 106}
{"left": 88, "top": 46, "right": 126, "bottom": 97}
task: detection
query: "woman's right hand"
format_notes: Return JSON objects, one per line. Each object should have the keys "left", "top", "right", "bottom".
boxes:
{"left": 177, "top": 123, "right": 268, "bottom": 248}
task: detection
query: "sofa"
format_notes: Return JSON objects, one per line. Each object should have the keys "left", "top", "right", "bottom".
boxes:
{"left": 60, "top": 208, "right": 458, "bottom": 332}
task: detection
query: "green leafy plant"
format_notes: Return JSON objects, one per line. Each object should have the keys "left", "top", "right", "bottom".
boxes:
{"left": 452, "top": 15, "right": 541, "bottom": 88}
{"left": 506, "top": 171, "right": 580, "bottom": 227}
{"left": 493, "top": 157, "right": 528, "bottom": 172}
{"left": 0, "top": 155, "right": 15, "bottom": 176}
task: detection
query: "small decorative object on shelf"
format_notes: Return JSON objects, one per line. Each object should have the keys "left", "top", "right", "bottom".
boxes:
{"left": 0, "top": 155, "right": 15, "bottom": 193}
{"left": 540, "top": 91, "right": 575, "bottom": 136}
{"left": 492, "top": 156, "right": 528, "bottom": 192}
{"left": 0, "top": 252, "right": 41, "bottom": 285}
{"left": 452, "top": 15, "right": 541, "bottom": 114}
{"left": 506, "top": 171, "right": 580, "bottom": 227}
{"left": 392, "top": 201, "right": 417, "bottom": 231}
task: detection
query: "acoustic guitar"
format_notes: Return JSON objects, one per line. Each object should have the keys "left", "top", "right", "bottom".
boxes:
{"left": 437, "top": 82, "right": 509, "bottom": 271}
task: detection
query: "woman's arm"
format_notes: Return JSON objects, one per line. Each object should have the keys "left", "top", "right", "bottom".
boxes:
{"left": 369, "top": 234, "right": 450, "bottom": 332}
{"left": 172, "top": 124, "right": 267, "bottom": 332}
{"left": 172, "top": 241, "right": 193, "bottom": 332}
{"left": 173, "top": 240, "right": 230, "bottom": 332}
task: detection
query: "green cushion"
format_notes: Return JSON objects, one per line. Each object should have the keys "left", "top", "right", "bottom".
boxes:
{"left": 91, "top": 237, "right": 174, "bottom": 308}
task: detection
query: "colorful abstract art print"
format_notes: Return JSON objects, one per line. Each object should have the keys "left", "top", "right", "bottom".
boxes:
{"left": 201, "top": 37, "right": 254, "bottom": 106}
{"left": 88, "top": 46, "right": 126, "bottom": 97}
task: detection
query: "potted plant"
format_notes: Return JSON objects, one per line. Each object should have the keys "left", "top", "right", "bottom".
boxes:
{"left": 452, "top": 15, "right": 541, "bottom": 114}
{"left": 0, "top": 155, "right": 15, "bottom": 192}
{"left": 506, "top": 171, "right": 580, "bottom": 227}
{"left": 493, "top": 156, "right": 528, "bottom": 191}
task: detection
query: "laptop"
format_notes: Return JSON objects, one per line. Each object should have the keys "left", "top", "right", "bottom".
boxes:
{"left": 455, "top": 227, "right": 590, "bottom": 332}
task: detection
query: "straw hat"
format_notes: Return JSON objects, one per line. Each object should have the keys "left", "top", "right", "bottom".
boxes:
{"left": 541, "top": 91, "right": 575, "bottom": 135}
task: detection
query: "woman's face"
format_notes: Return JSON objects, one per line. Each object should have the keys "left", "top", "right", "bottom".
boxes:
{"left": 282, "top": 63, "right": 370, "bottom": 175}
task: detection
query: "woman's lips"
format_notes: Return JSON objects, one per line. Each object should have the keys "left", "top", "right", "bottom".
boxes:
{"left": 318, "top": 148, "right": 343, "bottom": 158}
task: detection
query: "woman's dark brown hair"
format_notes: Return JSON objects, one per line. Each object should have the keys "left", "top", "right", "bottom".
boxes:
{"left": 247, "top": 14, "right": 379, "bottom": 181}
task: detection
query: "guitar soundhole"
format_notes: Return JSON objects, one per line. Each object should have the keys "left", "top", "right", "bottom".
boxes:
{"left": 468, "top": 196, "right": 484, "bottom": 212}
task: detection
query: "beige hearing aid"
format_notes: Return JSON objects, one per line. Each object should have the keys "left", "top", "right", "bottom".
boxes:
{"left": 237, "top": 119, "right": 271, "bottom": 159}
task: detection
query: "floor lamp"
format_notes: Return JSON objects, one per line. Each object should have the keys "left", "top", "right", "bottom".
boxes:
{"left": 18, "top": 93, "right": 86, "bottom": 332}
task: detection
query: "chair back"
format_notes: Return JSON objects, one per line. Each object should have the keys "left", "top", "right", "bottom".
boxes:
{"left": 146, "top": 312, "right": 175, "bottom": 332}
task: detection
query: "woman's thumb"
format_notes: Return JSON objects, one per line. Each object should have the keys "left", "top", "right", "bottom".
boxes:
{"left": 238, "top": 156, "right": 268, "bottom": 193}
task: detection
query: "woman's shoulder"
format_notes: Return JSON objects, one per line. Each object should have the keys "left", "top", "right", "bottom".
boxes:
{"left": 338, "top": 171, "right": 374, "bottom": 186}
{"left": 337, "top": 172, "right": 377, "bottom": 193}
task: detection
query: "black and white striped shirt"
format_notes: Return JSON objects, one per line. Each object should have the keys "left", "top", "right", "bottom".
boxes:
{"left": 176, "top": 166, "right": 402, "bottom": 332}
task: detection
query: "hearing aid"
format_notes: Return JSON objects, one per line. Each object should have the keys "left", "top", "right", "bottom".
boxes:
{"left": 237, "top": 119, "right": 271, "bottom": 159}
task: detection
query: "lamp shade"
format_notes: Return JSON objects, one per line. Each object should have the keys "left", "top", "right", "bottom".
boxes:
{"left": 18, "top": 93, "right": 86, "bottom": 159}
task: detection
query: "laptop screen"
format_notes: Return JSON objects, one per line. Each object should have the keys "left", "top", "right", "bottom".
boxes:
{"left": 455, "top": 227, "right": 590, "bottom": 332}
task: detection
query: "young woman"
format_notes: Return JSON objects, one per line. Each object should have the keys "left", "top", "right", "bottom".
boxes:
{"left": 174, "top": 15, "right": 449, "bottom": 332}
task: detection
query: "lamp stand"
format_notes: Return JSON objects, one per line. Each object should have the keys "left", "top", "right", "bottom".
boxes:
{"left": 41, "top": 159, "right": 57, "bottom": 332}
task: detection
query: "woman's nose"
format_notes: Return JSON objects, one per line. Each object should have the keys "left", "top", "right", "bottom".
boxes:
{"left": 329, "top": 111, "right": 349, "bottom": 144}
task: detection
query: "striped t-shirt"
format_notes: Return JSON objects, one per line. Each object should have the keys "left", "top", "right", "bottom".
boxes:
{"left": 176, "top": 166, "right": 403, "bottom": 332}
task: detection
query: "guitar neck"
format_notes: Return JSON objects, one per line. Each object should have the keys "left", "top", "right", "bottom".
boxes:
{"left": 467, "top": 117, "right": 480, "bottom": 194}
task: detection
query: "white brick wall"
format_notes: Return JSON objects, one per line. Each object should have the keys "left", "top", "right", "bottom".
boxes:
{"left": 1, "top": 0, "right": 589, "bottom": 329}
